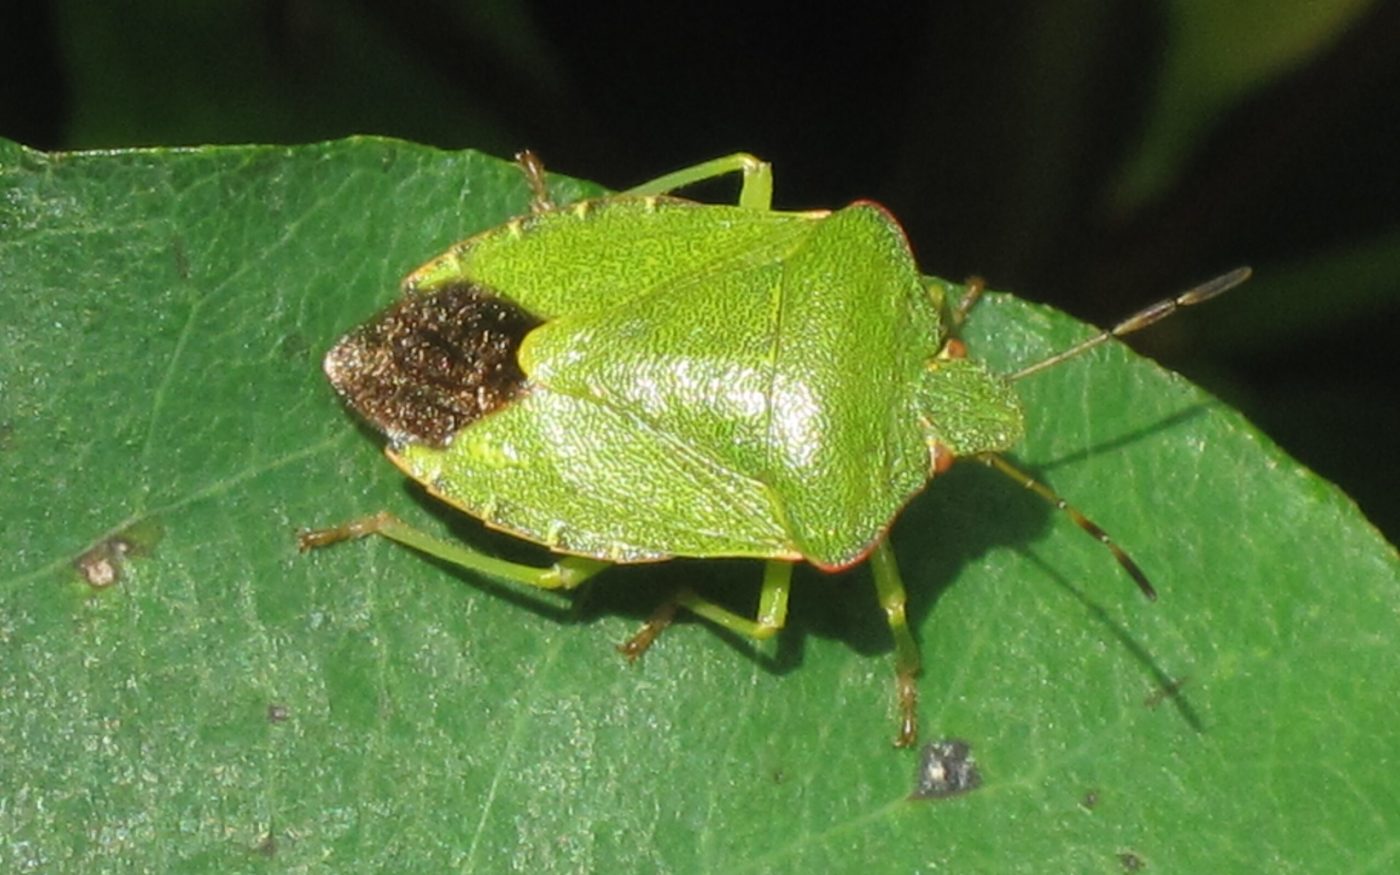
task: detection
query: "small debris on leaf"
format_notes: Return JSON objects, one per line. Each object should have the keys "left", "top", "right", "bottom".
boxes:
{"left": 1144, "top": 676, "right": 1190, "bottom": 709}
{"left": 910, "top": 738, "right": 981, "bottom": 800}
{"left": 74, "top": 537, "right": 135, "bottom": 588}
{"left": 72, "top": 520, "right": 164, "bottom": 588}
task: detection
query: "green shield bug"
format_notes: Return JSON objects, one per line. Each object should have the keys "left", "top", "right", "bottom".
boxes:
{"left": 300, "top": 152, "right": 1249, "bottom": 747}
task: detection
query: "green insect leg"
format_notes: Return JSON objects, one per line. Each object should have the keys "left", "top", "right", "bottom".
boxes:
{"left": 621, "top": 153, "right": 774, "bottom": 211}
{"left": 298, "top": 511, "right": 608, "bottom": 591}
{"left": 869, "top": 539, "right": 923, "bottom": 748}
{"left": 618, "top": 559, "right": 794, "bottom": 658}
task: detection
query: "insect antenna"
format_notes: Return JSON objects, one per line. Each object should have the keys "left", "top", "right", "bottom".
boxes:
{"left": 979, "top": 453, "right": 1157, "bottom": 601}
{"left": 1006, "top": 266, "right": 1251, "bottom": 382}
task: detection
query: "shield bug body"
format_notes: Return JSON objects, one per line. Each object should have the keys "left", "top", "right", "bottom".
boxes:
{"left": 301, "top": 153, "right": 1248, "bottom": 747}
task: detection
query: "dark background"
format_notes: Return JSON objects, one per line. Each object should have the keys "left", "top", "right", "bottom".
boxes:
{"left": 5, "top": 0, "right": 1397, "bottom": 541}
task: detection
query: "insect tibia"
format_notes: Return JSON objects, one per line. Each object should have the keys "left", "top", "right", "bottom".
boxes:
{"left": 1007, "top": 266, "right": 1252, "bottom": 381}
{"left": 980, "top": 454, "right": 1158, "bottom": 601}
{"left": 621, "top": 153, "right": 774, "bottom": 211}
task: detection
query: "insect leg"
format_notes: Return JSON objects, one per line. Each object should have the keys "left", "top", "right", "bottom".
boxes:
{"left": 950, "top": 275, "right": 987, "bottom": 329}
{"left": 617, "top": 559, "right": 794, "bottom": 658}
{"left": 513, "top": 150, "right": 554, "bottom": 213}
{"left": 298, "top": 511, "right": 607, "bottom": 590}
{"left": 869, "top": 539, "right": 922, "bottom": 748}
{"left": 621, "top": 153, "right": 773, "bottom": 211}
{"left": 979, "top": 454, "right": 1157, "bottom": 600}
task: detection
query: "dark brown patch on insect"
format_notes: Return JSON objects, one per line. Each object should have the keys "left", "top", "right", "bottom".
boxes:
{"left": 909, "top": 738, "right": 982, "bottom": 800}
{"left": 267, "top": 703, "right": 289, "bottom": 723}
{"left": 324, "top": 283, "right": 541, "bottom": 447}
{"left": 1081, "top": 789, "right": 1100, "bottom": 810}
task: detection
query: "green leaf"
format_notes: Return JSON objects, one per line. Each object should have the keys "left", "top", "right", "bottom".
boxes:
{"left": 3, "top": 138, "right": 1396, "bottom": 873}
{"left": 51, "top": 1, "right": 558, "bottom": 153}
{"left": 1115, "top": 0, "right": 1377, "bottom": 209}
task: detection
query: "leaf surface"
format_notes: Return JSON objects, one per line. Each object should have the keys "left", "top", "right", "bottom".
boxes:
{"left": 2, "top": 138, "right": 1396, "bottom": 873}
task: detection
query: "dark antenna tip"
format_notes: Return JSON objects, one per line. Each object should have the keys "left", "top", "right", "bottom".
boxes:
{"left": 1009, "top": 266, "right": 1254, "bottom": 381}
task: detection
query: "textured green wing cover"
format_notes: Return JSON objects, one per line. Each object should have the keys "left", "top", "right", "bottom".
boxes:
{"left": 396, "top": 199, "right": 947, "bottom": 566}
{"left": 393, "top": 198, "right": 821, "bottom": 562}
{"left": 407, "top": 197, "right": 816, "bottom": 319}
{"left": 518, "top": 203, "right": 947, "bottom": 568}
{"left": 393, "top": 391, "right": 795, "bottom": 561}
